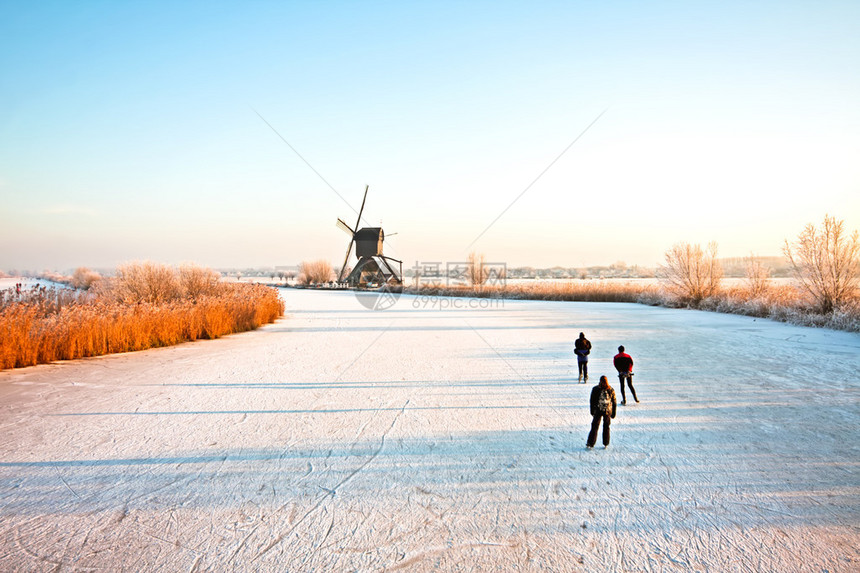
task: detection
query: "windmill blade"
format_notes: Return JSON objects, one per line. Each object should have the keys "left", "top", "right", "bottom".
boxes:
{"left": 338, "top": 239, "right": 354, "bottom": 282}
{"left": 336, "top": 218, "right": 355, "bottom": 236}
{"left": 353, "top": 184, "right": 369, "bottom": 231}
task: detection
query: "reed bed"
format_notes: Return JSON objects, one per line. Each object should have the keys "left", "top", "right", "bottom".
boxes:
{"left": 408, "top": 281, "right": 657, "bottom": 303}
{"left": 0, "top": 273, "right": 284, "bottom": 370}
{"left": 696, "top": 284, "right": 860, "bottom": 332}
{"left": 407, "top": 280, "right": 860, "bottom": 332}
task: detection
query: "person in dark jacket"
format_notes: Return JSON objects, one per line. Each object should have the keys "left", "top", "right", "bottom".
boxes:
{"left": 574, "top": 332, "right": 592, "bottom": 383}
{"left": 587, "top": 375, "right": 617, "bottom": 448}
{"left": 613, "top": 345, "right": 638, "bottom": 405}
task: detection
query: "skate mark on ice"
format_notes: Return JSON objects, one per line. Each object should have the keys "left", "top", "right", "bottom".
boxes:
{"left": 13, "top": 526, "right": 64, "bottom": 570}
{"left": 227, "top": 524, "right": 261, "bottom": 564}
{"left": 333, "top": 322, "right": 394, "bottom": 382}
{"left": 320, "top": 507, "right": 381, "bottom": 553}
{"left": 116, "top": 526, "right": 205, "bottom": 565}
{"left": 317, "top": 511, "right": 336, "bottom": 549}
{"left": 56, "top": 520, "right": 85, "bottom": 571}
{"left": 658, "top": 454, "right": 674, "bottom": 486}
{"left": 252, "top": 400, "right": 410, "bottom": 561}
{"left": 725, "top": 500, "right": 800, "bottom": 519}
{"left": 464, "top": 320, "right": 566, "bottom": 421}
{"left": 337, "top": 399, "right": 409, "bottom": 493}
{"left": 389, "top": 540, "right": 521, "bottom": 571}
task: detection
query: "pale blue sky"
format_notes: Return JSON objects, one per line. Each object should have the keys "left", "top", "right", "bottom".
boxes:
{"left": 2, "top": 1, "right": 858, "bottom": 271}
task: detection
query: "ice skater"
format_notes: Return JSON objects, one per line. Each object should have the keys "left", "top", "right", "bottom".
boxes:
{"left": 574, "top": 332, "right": 591, "bottom": 383}
{"left": 614, "top": 345, "right": 638, "bottom": 405}
{"left": 587, "top": 375, "right": 617, "bottom": 448}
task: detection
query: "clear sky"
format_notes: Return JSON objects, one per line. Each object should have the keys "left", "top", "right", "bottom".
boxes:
{"left": 1, "top": 1, "right": 858, "bottom": 272}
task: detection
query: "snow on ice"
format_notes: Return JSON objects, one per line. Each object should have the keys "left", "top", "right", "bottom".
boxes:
{"left": 1, "top": 289, "right": 858, "bottom": 571}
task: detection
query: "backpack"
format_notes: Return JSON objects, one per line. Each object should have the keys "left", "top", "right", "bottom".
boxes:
{"left": 597, "top": 388, "right": 612, "bottom": 415}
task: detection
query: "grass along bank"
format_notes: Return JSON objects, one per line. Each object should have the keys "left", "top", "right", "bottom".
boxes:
{"left": 405, "top": 280, "right": 860, "bottom": 332}
{"left": 0, "top": 263, "right": 284, "bottom": 370}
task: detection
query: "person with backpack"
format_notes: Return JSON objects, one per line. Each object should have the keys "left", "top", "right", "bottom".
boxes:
{"left": 586, "top": 375, "right": 617, "bottom": 449}
{"left": 574, "top": 332, "right": 592, "bottom": 383}
{"left": 613, "top": 345, "right": 638, "bottom": 405}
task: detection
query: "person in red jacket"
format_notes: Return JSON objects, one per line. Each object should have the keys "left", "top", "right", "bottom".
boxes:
{"left": 613, "top": 345, "right": 638, "bottom": 405}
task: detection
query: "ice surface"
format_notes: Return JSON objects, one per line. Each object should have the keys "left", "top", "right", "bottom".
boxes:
{"left": 1, "top": 289, "right": 857, "bottom": 571}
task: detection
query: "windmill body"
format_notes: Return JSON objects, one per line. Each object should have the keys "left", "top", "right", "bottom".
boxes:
{"left": 336, "top": 187, "right": 402, "bottom": 287}
{"left": 354, "top": 228, "right": 384, "bottom": 258}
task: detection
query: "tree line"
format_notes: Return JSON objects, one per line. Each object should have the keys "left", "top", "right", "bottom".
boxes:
{"left": 663, "top": 215, "right": 859, "bottom": 314}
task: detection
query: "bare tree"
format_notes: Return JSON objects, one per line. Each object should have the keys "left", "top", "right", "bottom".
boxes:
{"left": 467, "top": 252, "right": 489, "bottom": 286}
{"left": 71, "top": 267, "right": 102, "bottom": 290}
{"left": 107, "top": 262, "right": 182, "bottom": 304}
{"left": 783, "top": 215, "right": 860, "bottom": 313}
{"left": 744, "top": 253, "right": 771, "bottom": 297}
{"left": 179, "top": 264, "right": 221, "bottom": 300}
{"left": 298, "top": 260, "right": 334, "bottom": 285}
{"left": 660, "top": 241, "right": 723, "bottom": 305}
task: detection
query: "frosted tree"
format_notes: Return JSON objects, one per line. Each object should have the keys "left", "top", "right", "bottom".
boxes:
{"left": 744, "top": 254, "right": 771, "bottom": 297}
{"left": 660, "top": 241, "right": 722, "bottom": 305}
{"left": 299, "top": 260, "right": 334, "bottom": 285}
{"left": 783, "top": 215, "right": 859, "bottom": 313}
{"left": 468, "top": 252, "right": 489, "bottom": 286}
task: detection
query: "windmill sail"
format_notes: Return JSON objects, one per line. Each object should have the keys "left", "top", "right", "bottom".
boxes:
{"left": 336, "top": 218, "right": 354, "bottom": 235}
{"left": 338, "top": 185, "right": 370, "bottom": 282}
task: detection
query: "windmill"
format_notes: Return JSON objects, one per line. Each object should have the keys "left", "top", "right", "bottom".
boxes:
{"left": 336, "top": 185, "right": 403, "bottom": 287}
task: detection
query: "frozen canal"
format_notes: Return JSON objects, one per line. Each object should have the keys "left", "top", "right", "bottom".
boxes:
{"left": 1, "top": 288, "right": 858, "bottom": 571}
